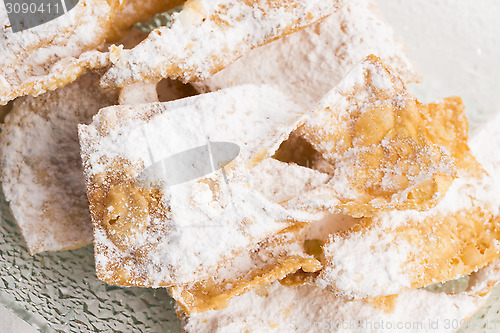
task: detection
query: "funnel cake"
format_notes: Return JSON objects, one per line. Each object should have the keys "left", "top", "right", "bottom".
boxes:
{"left": 0, "top": 0, "right": 121, "bottom": 105}
{"left": 178, "top": 260, "right": 500, "bottom": 333}
{"left": 317, "top": 108, "right": 500, "bottom": 300}
{"left": 297, "top": 55, "right": 459, "bottom": 217}
{"left": 0, "top": 73, "right": 118, "bottom": 255}
{"left": 79, "top": 85, "right": 312, "bottom": 287}
{"left": 100, "top": 0, "right": 345, "bottom": 88}
{"left": 194, "top": 0, "right": 420, "bottom": 109}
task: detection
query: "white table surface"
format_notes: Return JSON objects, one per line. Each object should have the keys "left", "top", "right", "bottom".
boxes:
{"left": 1, "top": 0, "right": 499, "bottom": 332}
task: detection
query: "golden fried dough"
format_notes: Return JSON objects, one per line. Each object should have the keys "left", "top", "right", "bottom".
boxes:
{"left": 170, "top": 224, "right": 321, "bottom": 315}
{"left": 297, "top": 55, "right": 461, "bottom": 217}
{"left": 79, "top": 85, "right": 309, "bottom": 287}
{"left": 317, "top": 108, "right": 500, "bottom": 299}
{"left": 178, "top": 260, "right": 500, "bottom": 333}
{"left": 108, "top": 0, "right": 185, "bottom": 41}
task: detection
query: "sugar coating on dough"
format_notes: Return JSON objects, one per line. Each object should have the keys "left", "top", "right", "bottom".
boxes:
{"left": 317, "top": 109, "right": 500, "bottom": 299}
{"left": 179, "top": 260, "right": 500, "bottom": 333}
{"left": 168, "top": 157, "right": 355, "bottom": 314}
{"left": 170, "top": 206, "right": 366, "bottom": 315}
{"left": 101, "top": 0, "right": 345, "bottom": 87}
{"left": 79, "top": 85, "right": 311, "bottom": 287}
{"left": 298, "top": 55, "right": 459, "bottom": 217}
{"left": 0, "top": 0, "right": 120, "bottom": 105}
{"left": 0, "top": 73, "right": 119, "bottom": 254}
{"left": 170, "top": 224, "right": 321, "bottom": 315}
{"left": 108, "top": 0, "right": 185, "bottom": 41}
{"left": 195, "top": 0, "right": 420, "bottom": 109}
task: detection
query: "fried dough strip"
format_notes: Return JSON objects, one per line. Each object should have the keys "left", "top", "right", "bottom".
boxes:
{"left": 178, "top": 260, "right": 500, "bottom": 333}
{"left": 317, "top": 110, "right": 500, "bottom": 299}
{"left": 101, "top": 0, "right": 345, "bottom": 87}
{"left": 297, "top": 55, "right": 463, "bottom": 217}
{"left": 79, "top": 85, "right": 309, "bottom": 287}
{"left": 0, "top": 73, "right": 118, "bottom": 254}
{"left": 194, "top": 0, "right": 420, "bottom": 109}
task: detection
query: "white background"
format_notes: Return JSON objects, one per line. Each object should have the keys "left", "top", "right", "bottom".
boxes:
{"left": 1, "top": 0, "right": 499, "bottom": 331}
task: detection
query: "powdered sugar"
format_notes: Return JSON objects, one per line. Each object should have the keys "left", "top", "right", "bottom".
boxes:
{"left": 317, "top": 228, "right": 413, "bottom": 297}
{"left": 296, "top": 56, "right": 457, "bottom": 217}
{"left": 0, "top": 0, "right": 119, "bottom": 104}
{"left": 317, "top": 109, "right": 500, "bottom": 299}
{"left": 101, "top": 0, "right": 345, "bottom": 87}
{"left": 0, "top": 73, "right": 118, "bottom": 254}
{"left": 79, "top": 84, "right": 313, "bottom": 286}
{"left": 469, "top": 110, "right": 500, "bottom": 195}
{"left": 181, "top": 272, "right": 495, "bottom": 333}
{"left": 194, "top": 0, "right": 420, "bottom": 109}
{"left": 249, "top": 158, "right": 330, "bottom": 206}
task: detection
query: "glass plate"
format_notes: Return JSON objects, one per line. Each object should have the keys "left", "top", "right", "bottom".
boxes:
{"left": 0, "top": 190, "right": 181, "bottom": 333}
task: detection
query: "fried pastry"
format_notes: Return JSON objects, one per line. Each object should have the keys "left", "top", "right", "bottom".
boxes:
{"left": 0, "top": 0, "right": 122, "bottom": 105}
{"left": 0, "top": 101, "right": 13, "bottom": 123}
{"left": 79, "top": 85, "right": 311, "bottom": 287}
{"left": 0, "top": 73, "right": 119, "bottom": 255}
{"left": 178, "top": 260, "right": 500, "bottom": 333}
{"left": 194, "top": 0, "right": 420, "bottom": 109}
{"left": 100, "top": 0, "right": 345, "bottom": 88}
{"left": 297, "top": 55, "right": 460, "bottom": 217}
{"left": 169, "top": 198, "right": 361, "bottom": 315}
{"left": 317, "top": 109, "right": 500, "bottom": 299}
{"left": 170, "top": 224, "right": 321, "bottom": 315}
{"left": 151, "top": 121, "right": 330, "bottom": 313}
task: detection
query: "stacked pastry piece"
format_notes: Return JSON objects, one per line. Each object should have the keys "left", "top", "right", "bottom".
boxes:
{"left": 0, "top": 0, "right": 344, "bottom": 253}
{"left": 1, "top": 1, "right": 500, "bottom": 332}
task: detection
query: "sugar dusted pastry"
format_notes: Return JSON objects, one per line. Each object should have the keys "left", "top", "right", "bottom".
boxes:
{"left": 317, "top": 108, "right": 500, "bottom": 299}
{"left": 178, "top": 260, "right": 500, "bottom": 333}
{"left": 0, "top": 74, "right": 118, "bottom": 255}
{"left": 297, "top": 55, "right": 460, "bottom": 217}
{"left": 195, "top": 0, "right": 420, "bottom": 109}
{"left": 100, "top": 0, "right": 345, "bottom": 88}
{"left": 0, "top": 0, "right": 122, "bottom": 105}
{"left": 0, "top": 102, "right": 12, "bottom": 123}
{"left": 170, "top": 197, "right": 363, "bottom": 315}
{"left": 79, "top": 85, "right": 310, "bottom": 287}
{"left": 167, "top": 156, "right": 340, "bottom": 314}
{"left": 170, "top": 224, "right": 321, "bottom": 315}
